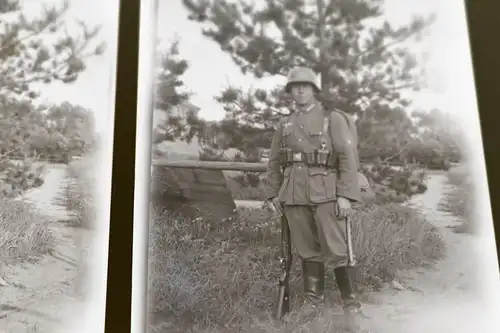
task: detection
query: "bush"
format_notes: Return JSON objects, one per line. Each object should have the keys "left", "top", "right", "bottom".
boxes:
{"left": 64, "top": 156, "right": 96, "bottom": 229}
{"left": 361, "top": 163, "right": 427, "bottom": 200}
{"left": 0, "top": 98, "right": 96, "bottom": 165}
{"left": 223, "top": 164, "right": 428, "bottom": 204}
{"left": 147, "top": 203, "right": 445, "bottom": 333}
{"left": 0, "top": 159, "right": 45, "bottom": 198}
{"left": 0, "top": 199, "right": 55, "bottom": 264}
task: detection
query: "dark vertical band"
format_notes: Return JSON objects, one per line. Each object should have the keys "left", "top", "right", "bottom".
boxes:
{"left": 464, "top": 1, "right": 500, "bottom": 269}
{"left": 104, "top": 0, "right": 141, "bottom": 332}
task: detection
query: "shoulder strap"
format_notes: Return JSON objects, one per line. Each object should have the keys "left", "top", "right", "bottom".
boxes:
{"left": 279, "top": 115, "right": 291, "bottom": 148}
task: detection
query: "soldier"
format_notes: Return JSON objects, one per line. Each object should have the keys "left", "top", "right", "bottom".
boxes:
{"left": 264, "top": 66, "right": 363, "bottom": 328}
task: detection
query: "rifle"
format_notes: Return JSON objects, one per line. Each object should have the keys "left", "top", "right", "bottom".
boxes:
{"left": 274, "top": 210, "right": 293, "bottom": 320}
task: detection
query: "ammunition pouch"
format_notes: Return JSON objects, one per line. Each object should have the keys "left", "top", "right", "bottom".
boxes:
{"left": 279, "top": 149, "right": 336, "bottom": 169}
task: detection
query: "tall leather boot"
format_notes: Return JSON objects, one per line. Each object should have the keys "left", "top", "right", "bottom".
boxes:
{"left": 302, "top": 261, "right": 325, "bottom": 305}
{"left": 334, "top": 266, "right": 363, "bottom": 332}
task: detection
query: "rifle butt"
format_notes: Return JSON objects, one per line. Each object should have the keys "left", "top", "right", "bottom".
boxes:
{"left": 275, "top": 210, "right": 292, "bottom": 320}
{"left": 275, "top": 284, "right": 290, "bottom": 319}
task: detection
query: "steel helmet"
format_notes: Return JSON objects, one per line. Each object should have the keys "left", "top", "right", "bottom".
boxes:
{"left": 284, "top": 67, "right": 321, "bottom": 93}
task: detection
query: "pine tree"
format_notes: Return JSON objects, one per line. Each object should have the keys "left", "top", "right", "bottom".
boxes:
{"left": 178, "top": 0, "right": 466, "bottom": 202}
{"left": 357, "top": 103, "right": 418, "bottom": 162}
{"left": 409, "top": 109, "right": 463, "bottom": 168}
{"left": 181, "top": 0, "right": 435, "bottom": 162}
{"left": 0, "top": 0, "right": 104, "bottom": 197}
{"left": 0, "top": 0, "right": 105, "bottom": 98}
{"left": 152, "top": 39, "right": 206, "bottom": 155}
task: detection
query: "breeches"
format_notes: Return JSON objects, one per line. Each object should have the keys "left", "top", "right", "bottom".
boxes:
{"left": 283, "top": 201, "right": 349, "bottom": 268}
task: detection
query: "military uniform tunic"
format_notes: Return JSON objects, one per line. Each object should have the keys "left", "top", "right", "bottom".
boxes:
{"left": 264, "top": 100, "right": 361, "bottom": 265}
{"left": 265, "top": 100, "right": 361, "bottom": 204}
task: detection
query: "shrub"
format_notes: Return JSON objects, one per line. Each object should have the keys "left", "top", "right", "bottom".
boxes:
{"left": 147, "top": 203, "right": 445, "bottom": 333}
{"left": 223, "top": 165, "right": 428, "bottom": 204}
{"left": 0, "top": 159, "right": 45, "bottom": 198}
{"left": 0, "top": 199, "right": 55, "bottom": 264}
{"left": 64, "top": 156, "right": 96, "bottom": 229}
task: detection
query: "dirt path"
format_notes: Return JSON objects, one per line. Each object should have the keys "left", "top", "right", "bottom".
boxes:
{"left": 0, "top": 164, "right": 90, "bottom": 333}
{"left": 360, "top": 172, "right": 492, "bottom": 333}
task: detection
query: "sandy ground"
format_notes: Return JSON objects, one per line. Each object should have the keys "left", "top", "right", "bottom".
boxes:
{"left": 359, "top": 172, "right": 492, "bottom": 333}
{"left": 0, "top": 164, "right": 91, "bottom": 333}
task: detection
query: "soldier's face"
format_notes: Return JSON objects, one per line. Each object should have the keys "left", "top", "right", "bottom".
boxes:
{"left": 290, "top": 83, "right": 314, "bottom": 105}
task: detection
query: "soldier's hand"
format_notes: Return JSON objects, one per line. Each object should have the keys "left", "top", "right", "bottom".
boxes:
{"left": 336, "top": 196, "right": 352, "bottom": 219}
{"left": 269, "top": 197, "right": 284, "bottom": 216}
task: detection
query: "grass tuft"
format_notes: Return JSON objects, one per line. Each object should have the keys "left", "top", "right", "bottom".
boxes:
{"left": 438, "top": 166, "right": 475, "bottom": 234}
{"left": 147, "top": 203, "right": 445, "bottom": 333}
{"left": 0, "top": 199, "right": 55, "bottom": 265}
{"left": 64, "top": 156, "right": 96, "bottom": 229}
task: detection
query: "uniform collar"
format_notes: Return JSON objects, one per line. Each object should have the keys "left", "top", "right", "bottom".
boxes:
{"left": 294, "top": 101, "right": 316, "bottom": 114}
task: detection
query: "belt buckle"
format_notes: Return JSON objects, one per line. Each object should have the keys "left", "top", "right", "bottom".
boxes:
{"left": 292, "top": 153, "right": 302, "bottom": 162}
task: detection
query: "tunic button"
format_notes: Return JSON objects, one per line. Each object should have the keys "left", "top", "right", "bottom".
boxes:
{"left": 323, "top": 172, "right": 327, "bottom": 175}
{"left": 298, "top": 138, "right": 302, "bottom": 142}
{"left": 300, "top": 125, "right": 304, "bottom": 128}
{"left": 298, "top": 166, "right": 302, "bottom": 169}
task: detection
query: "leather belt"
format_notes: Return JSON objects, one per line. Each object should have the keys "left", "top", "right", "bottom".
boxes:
{"left": 279, "top": 150, "right": 335, "bottom": 168}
